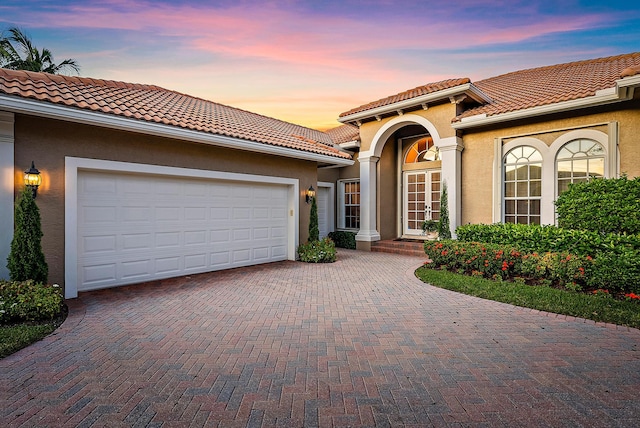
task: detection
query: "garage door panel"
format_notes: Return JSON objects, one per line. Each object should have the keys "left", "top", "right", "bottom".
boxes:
{"left": 77, "top": 171, "right": 291, "bottom": 292}
{"left": 121, "top": 259, "right": 153, "bottom": 280}
{"left": 81, "top": 206, "right": 117, "bottom": 223}
{"left": 156, "top": 256, "right": 181, "bottom": 274}
{"left": 82, "top": 235, "right": 117, "bottom": 254}
{"left": 156, "top": 231, "right": 181, "bottom": 248}
{"left": 122, "top": 233, "right": 152, "bottom": 250}
{"left": 82, "top": 263, "right": 117, "bottom": 286}
{"left": 254, "top": 227, "right": 269, "bottom": 240}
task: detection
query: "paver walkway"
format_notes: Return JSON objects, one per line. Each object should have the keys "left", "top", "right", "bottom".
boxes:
{"left": 1, "top": 249, "right": 639, "bottom": 427}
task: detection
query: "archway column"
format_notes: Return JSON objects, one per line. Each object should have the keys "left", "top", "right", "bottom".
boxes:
{"left": 437, "top": 136, "right": 463, "bottom": 238}
{"left": 355, "top": 155, "right": 380, "bottom": 250}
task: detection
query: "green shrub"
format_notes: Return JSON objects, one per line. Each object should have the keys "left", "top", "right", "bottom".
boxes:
{"left": 424, "top": 240, "right": 592, "bottom": 290}
{"left": 0, "top": 280, "right": 63, "bottom": 324}
{"left": 328, "top": 231, "right": 356, "bottom": 249}
{"left": 555, "top": 176, "right": 640, "bottom": 235}
{"left": 456, "top": 223, "right": 640, "bottom": 256}
{"left": 7, "top": 188, "right": 48, "bottom": 283}
{"left": 297, "top": 237, "right": 337, "bottom": 263}
{"left": 438, "top": 182, "right": 451, "bottom": 239}
{"left": 586, "top": 250, "right": 640, "bottom": 294}
{"left": 308, "top": 196, "right": 319, "bottom": 243}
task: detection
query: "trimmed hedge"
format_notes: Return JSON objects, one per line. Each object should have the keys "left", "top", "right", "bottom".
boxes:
{"left": 456, "top": 223, "right": 640, "bottom": 256}
{"left": 555, "top": 175, "right": 640, "bottom": 235}
{"left": 424, "top": 240, "right": 640, "bottom": 294}
{"left": 328, "top": 231, "right": 357, "bottom": 249}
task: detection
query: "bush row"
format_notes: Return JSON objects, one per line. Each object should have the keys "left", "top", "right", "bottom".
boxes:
{"left": 327, "top": 231, "right": 357, "bottom": 249}
{"left": 0, "top": 280, "right": 64, "bottom": 324}
{"left": 456, "top": 223, "right": 640, "bottom": 256}
{"left": 424, "top": 240, "right": 640, "bottom": 294}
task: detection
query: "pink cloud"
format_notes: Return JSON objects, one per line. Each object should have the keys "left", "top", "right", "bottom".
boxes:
{"left": 13, "top": 0, "right": 617, "bottom": 78}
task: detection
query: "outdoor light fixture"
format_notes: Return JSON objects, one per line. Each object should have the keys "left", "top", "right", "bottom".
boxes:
{"left": 24, "top": 161, "right": 42, "bottom": 198}
{"left": 305, "top": 185, "right": 316, "bottom": 204}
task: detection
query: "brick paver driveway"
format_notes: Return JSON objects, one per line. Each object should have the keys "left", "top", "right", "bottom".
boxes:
{"left": 2, "top": 250, "right": 639, "bottom": 427}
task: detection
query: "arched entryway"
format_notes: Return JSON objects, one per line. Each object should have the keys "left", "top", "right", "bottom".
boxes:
{"left": 355, "top": 114, "right": 463, "bottom": 248}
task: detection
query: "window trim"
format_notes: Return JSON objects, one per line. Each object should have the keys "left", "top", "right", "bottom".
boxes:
{"left": 337, "top": 178, "right": 361, "bottom": 231}
{"left": 502, "top": 145, "right": 543, "bottom": 225}
{"left": 494, "top": 128, "right": 613, "bottom": 225}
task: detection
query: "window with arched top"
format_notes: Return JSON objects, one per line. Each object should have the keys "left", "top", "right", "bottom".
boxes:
{"left": 556, "top": 139, "right": 605, "bottom": 195}
{"left": 503, "top": 146, "right": 542, "bottom": 225}
{"left": 404, "top": 136, "right": 439, "bottom": 163}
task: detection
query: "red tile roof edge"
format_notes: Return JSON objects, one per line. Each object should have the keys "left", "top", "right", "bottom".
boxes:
{"left": 338, "top": 78, "right": 471, "bottom": 118}
{"left": 0, "top": 68, "right": 352, "bottom": 161}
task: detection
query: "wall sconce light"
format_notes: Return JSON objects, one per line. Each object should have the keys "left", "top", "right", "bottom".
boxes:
{"left": 24, "top": 161, "right": 42, "bottom": 198}
{"left": 305, "top": 185, "right": 316, "bottom": 204}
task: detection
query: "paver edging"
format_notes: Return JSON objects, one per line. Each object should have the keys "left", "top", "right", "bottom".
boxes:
{"left": 0, "top": 297, "right": 87, "bottom": 364}
{"left": 407, "top": 260, "right": 640, "bottom": 334}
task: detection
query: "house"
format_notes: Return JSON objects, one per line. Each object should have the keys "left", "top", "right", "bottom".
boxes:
{"left": 320, "top": 52, "right": 640, "bottom": 250}
{"left": 0, "top": 69, "right": 353, "bottom": 298}
{"left": 2, "top": 52, "right": 639, "bottom": 298}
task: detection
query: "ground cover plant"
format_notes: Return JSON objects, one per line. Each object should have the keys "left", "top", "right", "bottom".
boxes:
{"left": 297, "top": 196, "right": 337, "bottom": 263}
{"left": 415, "top": 267, "right": 640, "bottom": 329}
{"left": 297, "top": 237, "right": 337, "bottom": 263}
{"left": 0, "top": 280, "right": 65, "bottom": 358}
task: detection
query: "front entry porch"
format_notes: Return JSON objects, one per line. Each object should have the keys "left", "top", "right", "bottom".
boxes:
{"left": 354, "top": 114, "right": 463, "bottom": 250}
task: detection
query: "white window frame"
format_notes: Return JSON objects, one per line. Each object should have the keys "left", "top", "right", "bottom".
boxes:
{"left": 494, "top": 128, "right": 615, "bottom": 225}
{"left": 337, "top": 179, "right": 360, "bottom": 231}
{"left": 503, "top": 146, "right": 543, "bottom": 225}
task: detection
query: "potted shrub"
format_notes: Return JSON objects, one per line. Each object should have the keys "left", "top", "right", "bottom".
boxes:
{"left": 422, "top": 219, "right": 439, "bottom": 240}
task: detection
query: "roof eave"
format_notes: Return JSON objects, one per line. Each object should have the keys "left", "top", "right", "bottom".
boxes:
{"left": 453, "top": 75, "right": 640, "bottom": 130}
{"left": 339, "top": 140, "right": 360, "bottom": 150}
{"left": 338, "top": 83, "right": 492, "bottom": 125}
{"left": 0, "top": 95, "right": 354, "bottom": 166}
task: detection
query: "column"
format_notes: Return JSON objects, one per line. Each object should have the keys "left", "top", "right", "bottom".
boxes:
{"left": 438, "top": 136, "right": 463, "bottom": 238}
{"left": 355, "top": 155, "right": 380, "bottom": 250}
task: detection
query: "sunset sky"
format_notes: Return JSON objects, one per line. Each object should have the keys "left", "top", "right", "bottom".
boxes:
{"left": 1, "top": 1, "right": 639, "bottom": 130}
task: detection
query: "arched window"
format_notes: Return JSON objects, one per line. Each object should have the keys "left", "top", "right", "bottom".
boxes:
{"left": 404, "top": 136, "right": 439, "bottom": 163}
{"left": 503, "top": 146, "right": 542, "bottom": 225}
{"left": 556, "top": 139, "right": 605, "bottom": 194}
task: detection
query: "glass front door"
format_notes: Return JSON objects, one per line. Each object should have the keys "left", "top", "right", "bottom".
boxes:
{"left": 403, "top": 170, "right": 441, "bottom": 236}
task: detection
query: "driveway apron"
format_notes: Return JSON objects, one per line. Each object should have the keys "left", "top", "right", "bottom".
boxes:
{"left": 1, "top": 249, "right": 639, "bottom": 427}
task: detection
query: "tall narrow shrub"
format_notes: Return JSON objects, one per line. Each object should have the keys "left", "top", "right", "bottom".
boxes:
{"left": 308, "top": 196, "right": 319, "bottom": 242}
{"left": 438, "top": 182, "right": 451, "bottom": 239}
{"left": 7, "top": 188, "right": 48, "bottom": 283}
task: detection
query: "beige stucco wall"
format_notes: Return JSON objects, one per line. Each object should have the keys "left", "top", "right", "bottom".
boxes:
{"left": 378, "top": 142, "right": 398, "bottom": 239}
{"left": 358, "top": 102, "right": 458, "bottom": 153}
{"left": 13, "top": 115, "right": 318, "bottom": 288}
{"left": 459, "top": 100, "right": 640, "bottom": 225}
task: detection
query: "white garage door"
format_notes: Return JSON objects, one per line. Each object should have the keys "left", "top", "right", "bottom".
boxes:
{"left": 77, "top": 170, "right": 289, "bottom": 292}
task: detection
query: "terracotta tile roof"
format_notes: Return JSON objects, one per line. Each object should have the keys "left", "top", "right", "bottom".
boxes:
{"left": 339, "top": 78, "right": 471, "bottom": 118}
{"left": 0, "top": 68, "right": 350, "bottom": 160}
{"left": 325, "top": 124, "right": 360, "bottom": 145}
{"left": 456, "top": 52, "right": 640, "bottom": 121}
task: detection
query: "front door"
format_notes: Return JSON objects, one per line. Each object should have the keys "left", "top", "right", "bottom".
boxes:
{"left": 403, "top": 170, "right": 441, "bottom": 236}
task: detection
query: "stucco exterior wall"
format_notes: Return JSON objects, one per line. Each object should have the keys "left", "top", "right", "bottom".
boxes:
{"left": 357, "top": 102, "right": 457, "bottom": 153}
{"left": 13, "top": 115, "right": 318, "bottom": 287}
{"left": 378, "top": 142, "right": 397, "bottom": 239}
{"left": 459, "top": 100, "right": 640, "bottom": 225}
